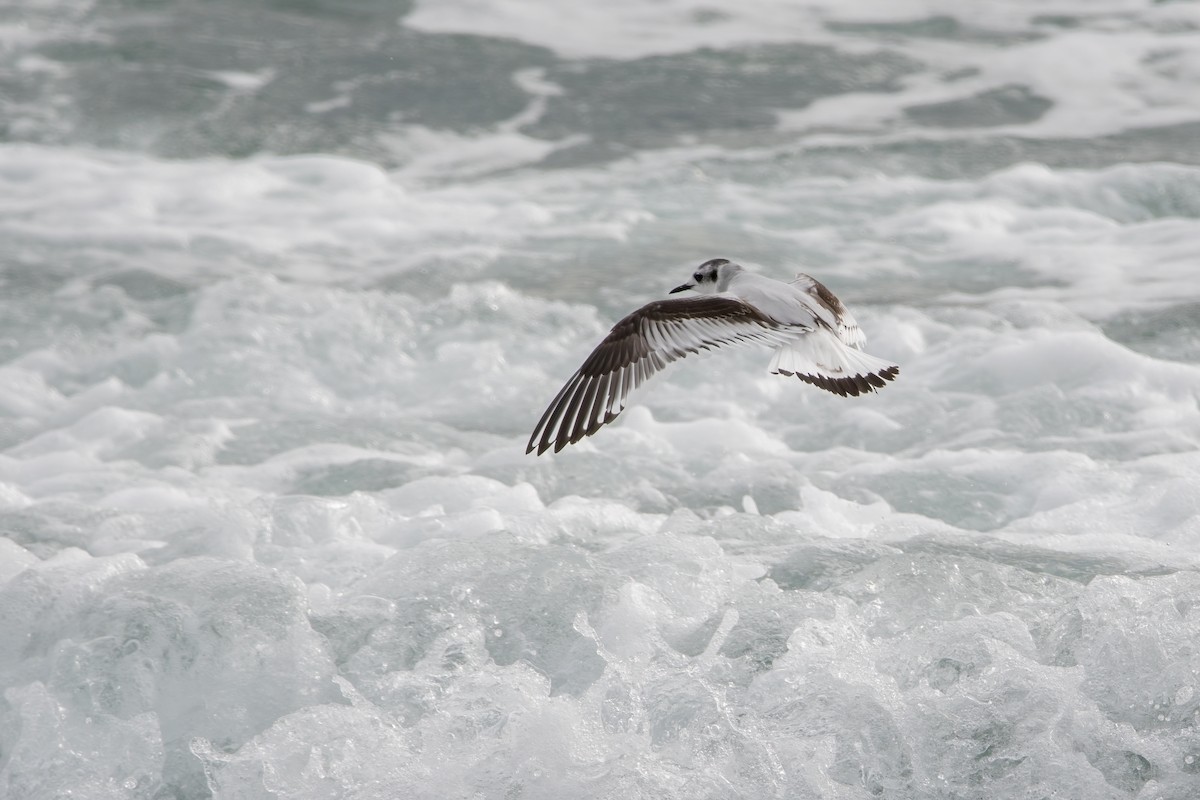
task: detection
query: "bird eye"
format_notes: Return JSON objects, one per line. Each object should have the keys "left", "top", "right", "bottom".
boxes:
{"left": 693, "top": 273, "right": 703, "bottom": 282}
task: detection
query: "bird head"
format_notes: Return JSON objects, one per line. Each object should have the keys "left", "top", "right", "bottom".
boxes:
{"left": 670, "top": 258, "right": 740, "bottom": 295}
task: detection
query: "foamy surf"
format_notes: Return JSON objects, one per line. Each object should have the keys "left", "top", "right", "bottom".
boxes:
{"left": 2, "top": 0, "right": 1200, "bottom": 797}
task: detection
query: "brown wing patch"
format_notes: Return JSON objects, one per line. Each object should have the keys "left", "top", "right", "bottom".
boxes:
{"left": 792, "top": 273, "right": 849, "bottom": 320}
{"left": 792, "top": 272, "right": 866, "bottom": 348}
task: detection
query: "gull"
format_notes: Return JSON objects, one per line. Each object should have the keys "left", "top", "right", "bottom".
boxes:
{"left": 526, "top": 258, "right": 899, "bottom": 455}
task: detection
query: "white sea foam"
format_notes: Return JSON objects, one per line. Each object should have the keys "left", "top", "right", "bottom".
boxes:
{"left": 4, "top": 2, "right": 1200, "bottom": 793}
{"left": 2, "top": 136, "right": 1199, "bottom": 797}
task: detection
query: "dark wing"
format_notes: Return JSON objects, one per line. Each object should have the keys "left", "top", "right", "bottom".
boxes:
{"left": 527, "top": 296, "right": 801, "bottom": 455}
{"left": 790, "top": 273, "right": 865, "bottom": 349}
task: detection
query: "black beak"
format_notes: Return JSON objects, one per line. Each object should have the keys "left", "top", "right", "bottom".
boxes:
{"left": 669, "top": 283, "right": 693, "bottom": 294}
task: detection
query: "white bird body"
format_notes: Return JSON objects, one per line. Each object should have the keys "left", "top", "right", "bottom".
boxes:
{"left": 729, "top": 271, "right": 849, "bottom": 339}
{"left": 527, "top": 258, "right": 898, "bottom": 455}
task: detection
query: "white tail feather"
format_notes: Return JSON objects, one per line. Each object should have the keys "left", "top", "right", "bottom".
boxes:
{"left": 768, "top": 331, "right": 898, "bottom": 397}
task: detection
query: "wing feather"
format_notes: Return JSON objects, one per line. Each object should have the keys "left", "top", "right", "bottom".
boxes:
{"left": 790, "top": 272, "right": 866, "bottom": 349}
{"left": 527, "top": 296, "right": 801, "bottom": 455}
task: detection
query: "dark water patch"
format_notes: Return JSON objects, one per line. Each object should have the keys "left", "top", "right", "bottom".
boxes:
{"left": 6, "top": 4, "right": 929, "bottom": 168}
{"left": 0, "top": 253, "right": 80, "bottom": 298}
{"left": 897, "top": 254, "right": 1059, "bottom": 295}
{"left": 7, "top": 0, "right": 553, "bottom": 159}
{"left": 525, "top": 43, "right": 921, "bottom": 149}
{"left": 791, "top": 121, "right": 1200, "bottom": 179}
{"left": 217, "top": 417, "right": 460, "bottom": 466}
{"left": 483, "top": 451, "right": 685, "bottom": 514}
{"left": 1101, "top": 302, "right": 1200, "bottom": 364}
{"left": 820, "top": 470, "right": 1018, "bottom": 532}
{"left": 257, "top": 0, "right": 417, "bottom": 21}
{"left": 0, "top": 261, "right": 195, "bottom": 368}
{"left": 898, "top": 535, "right": 1177, "bottom": 583}
{"left": 768, "top": 540, "right": 899, "bottom": 591}
{"left": 93, "top": 268, "right": 192, "bottom": 301}
{"left": 905, "top": 85, "right": 1053, "bottom": 128}
{"left": 292, "top": 458, "right": 424, "bottom": 496}
{"left": 0, "top": 503, "right": 116, "bottom": 557}
{"left": 535, "top": 139, "right": 640, "bottom": 170}
{"left": 828, "top": 15, "right": 1041, "bottom": 45}
{"left": 1031, "top": 15, "right": 1083, "bottom": 29}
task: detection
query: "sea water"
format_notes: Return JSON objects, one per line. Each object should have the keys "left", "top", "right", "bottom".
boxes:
{"left": 2, "top": 0, "right": 1200, "bottom": 797}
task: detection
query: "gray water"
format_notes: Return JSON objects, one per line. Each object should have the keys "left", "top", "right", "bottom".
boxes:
{"left": 2, "top": 1, "right": 1200, "bottom": 798}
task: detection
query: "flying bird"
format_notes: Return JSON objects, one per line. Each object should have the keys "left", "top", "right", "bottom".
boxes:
{"left": 526, "top": 258, "right": 899, "bottom": 455}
